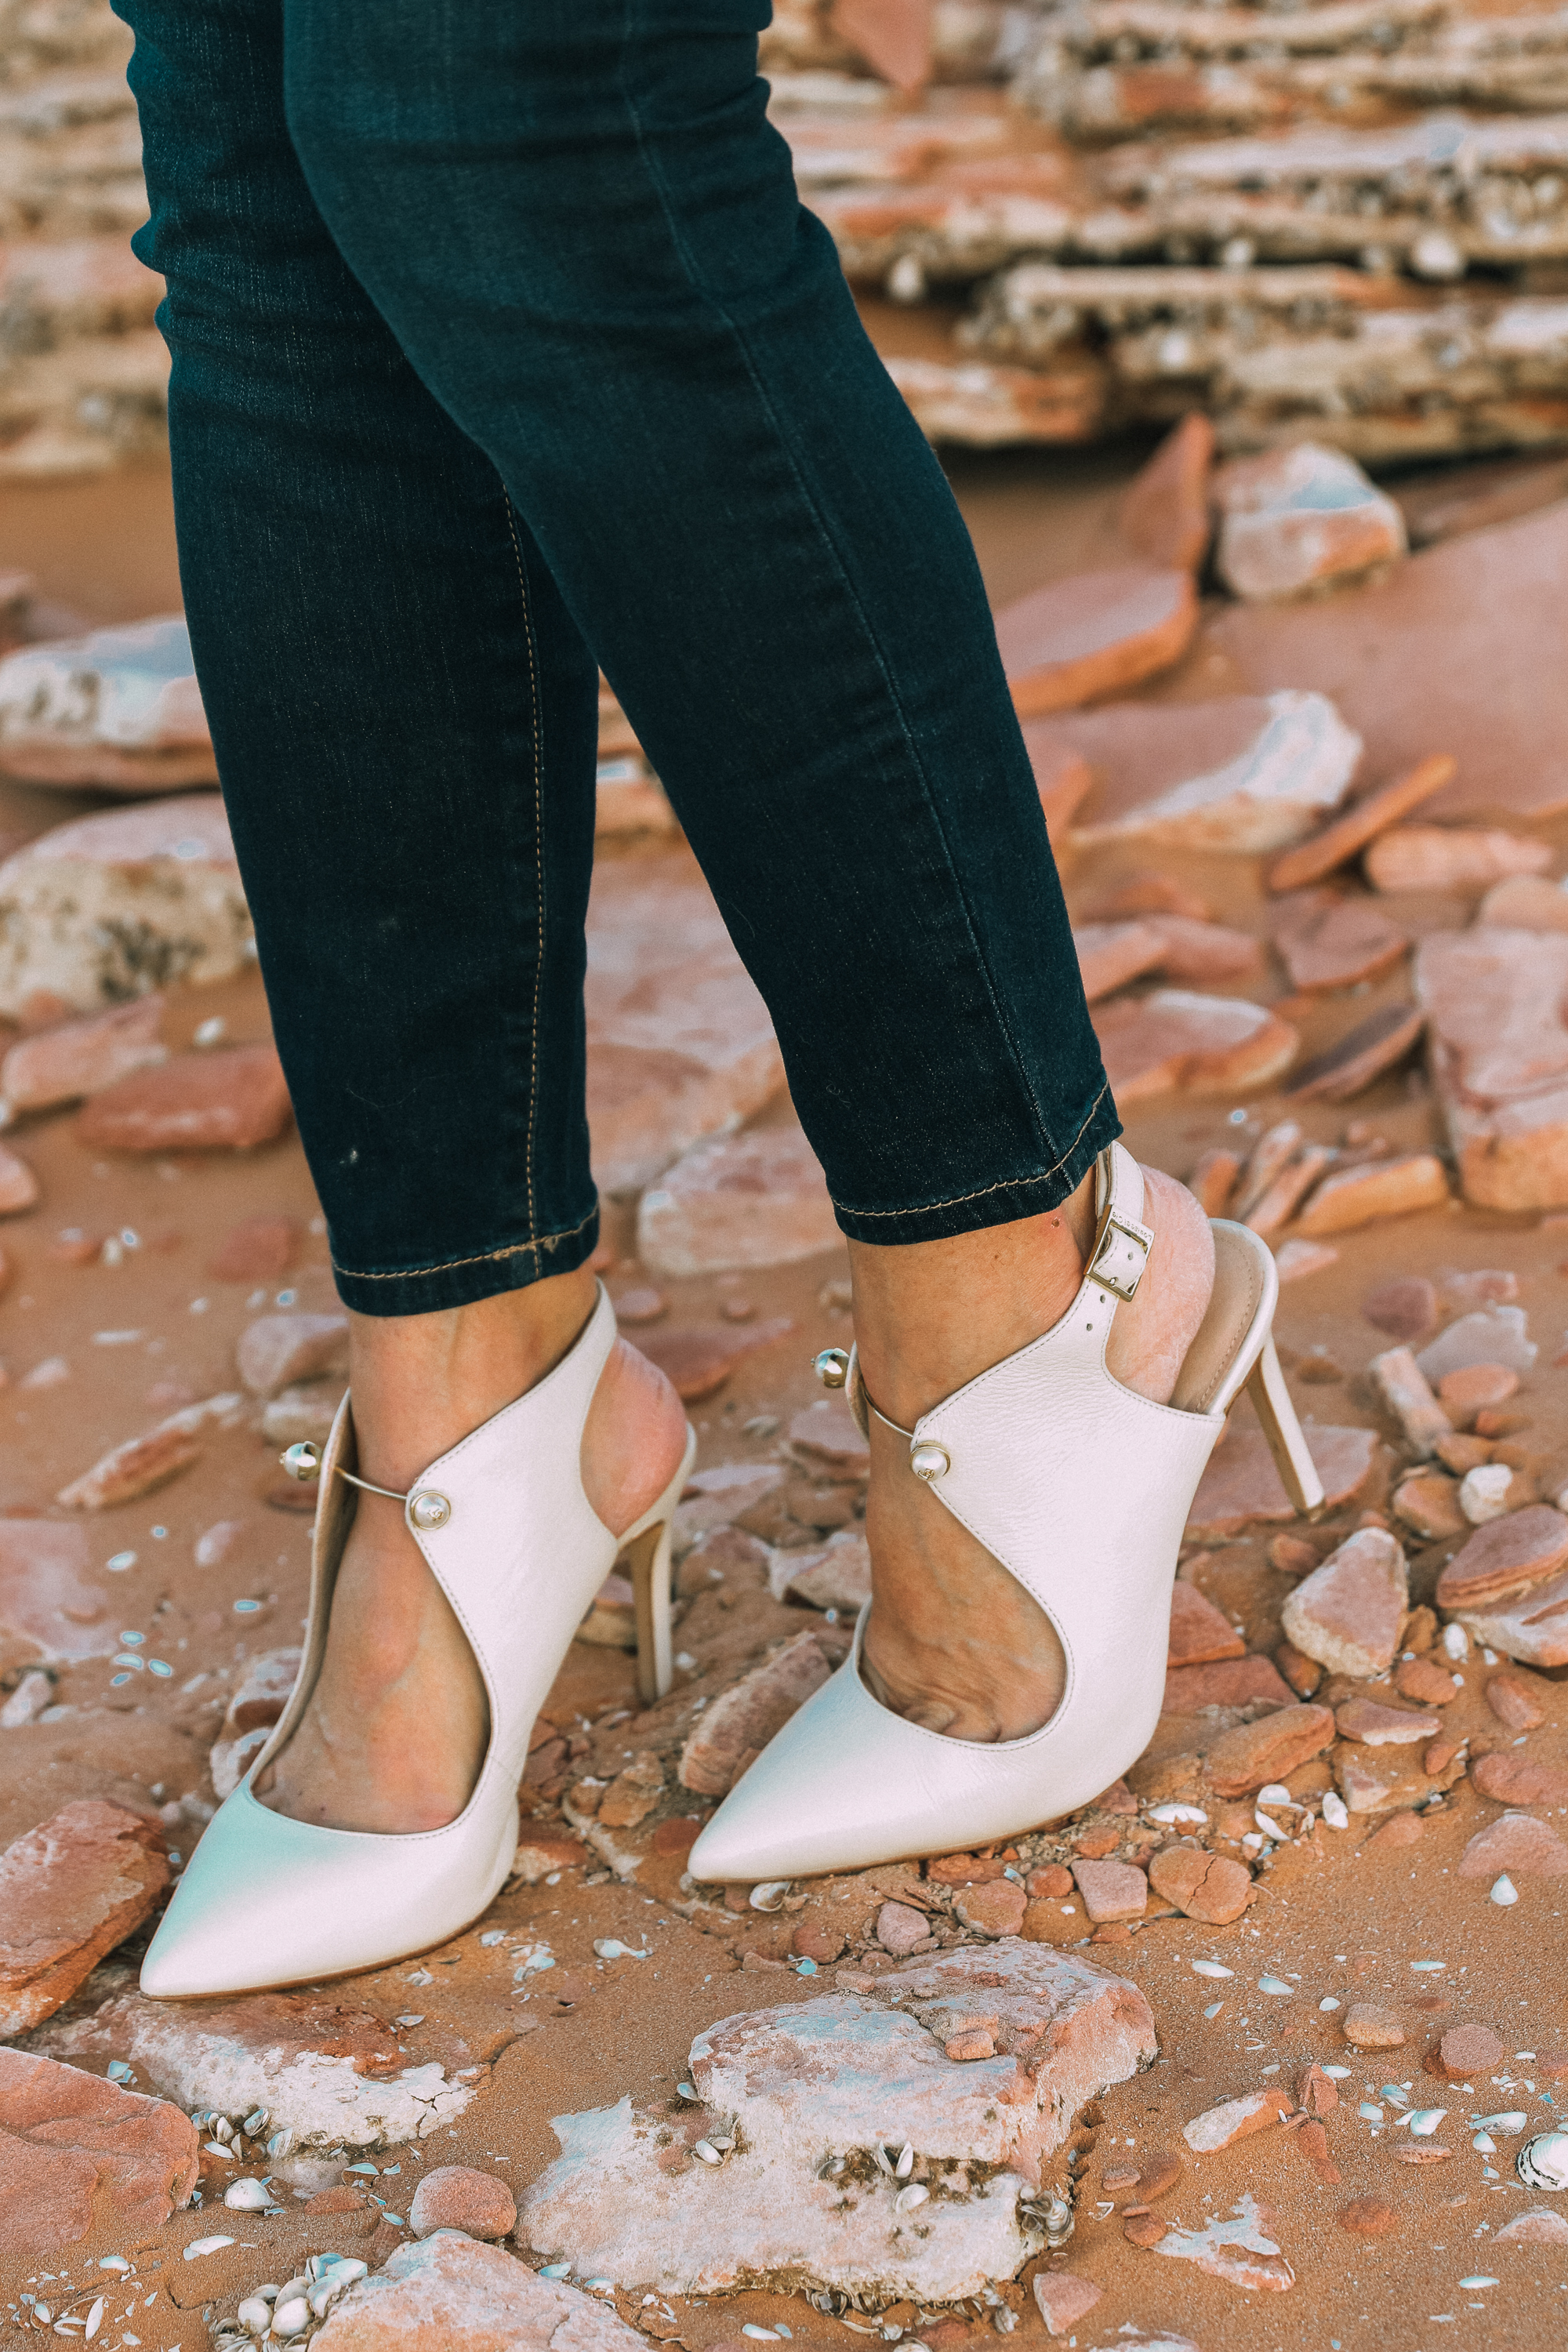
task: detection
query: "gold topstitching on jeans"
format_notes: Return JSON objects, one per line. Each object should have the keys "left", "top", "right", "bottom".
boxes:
{"left": 503, "top": 492, "right": 546, "bottom": 1259}
{"left": 832, "top": 1078, "right": 1112, "bottom": 1221}
{"left": 332, "top": 1200, "right": 599, "bottom": 1284}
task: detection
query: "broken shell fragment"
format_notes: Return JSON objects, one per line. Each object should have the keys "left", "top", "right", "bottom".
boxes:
{"left": 1518, "top": 2132, "right": 1568, "bottom": 2190}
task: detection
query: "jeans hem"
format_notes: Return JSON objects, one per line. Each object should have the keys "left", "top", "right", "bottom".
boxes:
{"left": 330, "top": 1202, "right": 601, "bottom": 1316}
{"left": 829, "top": 1083, "right": 1121, "bottom": 1246}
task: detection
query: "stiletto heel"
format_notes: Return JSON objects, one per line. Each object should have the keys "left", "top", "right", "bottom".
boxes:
{"left": 140, "top": 1284, "right": 695, "bottom": 1997}
{"left": 690, "top": 1142, "right": 1323, "bottom": 1886}
{"left": 617, "top": 1428, "right": 695, "bottom": 1705}
{"left": 1246, "top": 1334, "right": 1326, "bottom": 1516}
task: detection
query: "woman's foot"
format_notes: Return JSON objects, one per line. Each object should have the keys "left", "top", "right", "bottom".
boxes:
{"left": 852, "top": 1163, "right": 1215, "bottom": 1744}
{"left": 255, "top": 1272, "right": 688, "bottom": 1835}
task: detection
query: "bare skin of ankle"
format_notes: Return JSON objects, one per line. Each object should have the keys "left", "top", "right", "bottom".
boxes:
{"left": 256, "top": 1268, "right": 688, "bottom": 1835}
{"left": 852, "top": 1164, "right": 1216, "bottom": 1744}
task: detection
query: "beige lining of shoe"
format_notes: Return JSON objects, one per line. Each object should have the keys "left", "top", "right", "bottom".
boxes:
{"left": 1170, "top": 1222, "right": 1267, "bottom": 1414}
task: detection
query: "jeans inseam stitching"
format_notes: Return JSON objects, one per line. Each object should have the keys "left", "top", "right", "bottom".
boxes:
{"left": 830, "top": 1078, "right": 1111, "bottom": 1221}
{"left": 333, "top": 1200, "right": 599, "bottom": 1283}
{"left": 611, "top": 2, "right": 1061, "bottom": 1171}
{"left": 501, "top": 491, "right": 546, "bottom": 1261}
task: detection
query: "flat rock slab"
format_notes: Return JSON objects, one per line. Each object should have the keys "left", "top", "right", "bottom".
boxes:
{"left": 0, "top": 793, "right": 250, "bottom": 1021}
{"left": 318, "top": 2234, "right": 648, "bottom": 2352}
{"left": 1270, "top": 889, "right": 1409, "bottom": 993}
{"left": 1163, "top": 1654, "right": 1294, "bottom": 1712}
{"left": 1417, "top": 1306, "right": 1537, "bottom": 1381}
{"left": 34, "top": 1987, "right": 477, "bottom": 2150}
{"left": 0, "top": 615, "right": 214, "bottom": 790}
{"left": 1447, "top": 1561, "right": 1568, "bottom": 1667}
{"left": 1434, "top": 1505, "right": 1568, "bottom": 1610}
{"left": 0, "top": 2047, "right": 198, "bottom": 2263}
{"left": 1168, "top": 1579, "right": 1246, "bottom": 1666}
{"left": 1119, "top": 413, "right": 1214, "bottom": 572}
{"left": 517, "top": 1945, "right": 1156, "bottom": 2300}
{"left": 1200, "top": 502, "right": 1568, "bottom": 824}
{"left": 1095, "top": 989, "right": 1298, "bottom": 1104}
{"left": 0, "top": 1800, "right": 168, "bottom": 2036}
{"left": 0, "top": 1517, "right": 119, "bottom": 1661}
{"left": 637, "top": 1124, "right": 839, "bottom": 1276}
{"left": 1214, "top": 442, "right": 1406, "bottom": 603}
{"left": 994, "top": 564, "right": 1197, "bottom": 717}
{"left": 1203, "top": 1704, "right": 1336, "bottom": 1796}
{"left": 0, "top": 994, "right": 167, "bottom": 1115}
{"left": 1417, "top": 927, "right": 1568, "bottom": 1209}
{"left": 1186, "top": 1420, "right": 1377, "bottom": 1537}
{"left": 77, "top": 1044, "right": 292, "bottom": 1152}
{"left": 1280, "top": 1527, "right": 1407, "bottom": 1679}
{"left": 1295, "top": 1154, "right": 1450, "bottom": 1235}
{"left": 1366, "top": 825, "right": 1551, "bottom": 895}
{"left": 1460, "top": 1811, "right": 1568, "bottom": 1878}
{"left": 1043, "top": 690, "right": 1360, "bottom": 852}
{"left": 679, "top": 1630, "right": 833, "bottom": 1798}
{"left": 1268, "top": 753, "right": 1454, "bottom": 895}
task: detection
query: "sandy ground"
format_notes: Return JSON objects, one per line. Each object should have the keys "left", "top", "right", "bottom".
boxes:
{"left": 2, "top": 455, "right": 1565, "bottom": 2352}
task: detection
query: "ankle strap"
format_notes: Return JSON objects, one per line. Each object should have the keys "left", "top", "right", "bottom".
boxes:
{"left": 278, "top": 1438, "right": 453, "bottom": 1530}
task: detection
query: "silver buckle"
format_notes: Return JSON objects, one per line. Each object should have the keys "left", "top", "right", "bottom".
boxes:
{"left": 1089, "top": 1210, "right": 1152, "bottom": 1302}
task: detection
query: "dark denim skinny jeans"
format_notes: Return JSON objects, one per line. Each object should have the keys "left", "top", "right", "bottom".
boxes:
{"left": 117, "top": 0, "right": 1116, "bottom": 1315}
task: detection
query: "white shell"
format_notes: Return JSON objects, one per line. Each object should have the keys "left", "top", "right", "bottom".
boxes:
{"left": 1441, "top": 1621, "right": 1469, "bottom": 1661}
{"left": 895, "top": 2183, "right": 929, "bottom": 2214}
{"left": 1408, "top": 2110, "right": 1446, "bottom": 2136}
{"left": 223, "top": 2177, "right": 270, "bottom": 2209}
{"left": 1519, "top": 2132, "right": 1568, "bottom": 2190}
{"left": 1321, "top": 1791, "right": 1349, "bottom": 1829}
{"left": 271, "top": 2299, "right": 310, "bottom": 2339}
{"left": 1474, "top": 2111, "right": 1528, "bottom": 2135}
{"left": 1148, "top": 1802, "right": 1208, "bottom": 1825}
{"left": 235, "top": 2301, "right": 272, "bottom": 2338}
{"left": 1490, "top": 1874, "right": 1519, "bottom": 1906}
{"left": 749, "top": 1880, "right": 789, "bottom": 1911}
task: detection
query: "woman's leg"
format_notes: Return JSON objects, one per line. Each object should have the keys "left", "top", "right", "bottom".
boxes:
{"left": 121, "top": 0, "right": 688, "bottom": 1831}
{"left": 270, "top": 0, "right": 1213, "bottom": 1744}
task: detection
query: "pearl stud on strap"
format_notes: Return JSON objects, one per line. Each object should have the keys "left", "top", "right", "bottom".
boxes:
{"left": 813, "top": 1348, "right": 949, "bottom": 1481}
{"left": 279, "top": 1442, "right": 451, "bottom": 1528}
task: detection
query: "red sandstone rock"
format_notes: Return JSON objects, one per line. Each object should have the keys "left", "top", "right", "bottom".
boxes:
{"left": 1471, "top": 1752, "right": 1568, "bottom": 1806}
{"left": 56, "top": 1391, "right": 241, "bottom": 1510}
{"left": 313, "top": 2232, "right": 650, "bottom": 2352}
{"left": 1335, "top": 1697, "right": 1438, "bottom": 1744}
{"left": 637, "top": 1125, "right": 838, "bottom": 1276}
{"left": 1073, "top": 920, "right": 1167, "bottom": 1003}
{"left": 1189, "top": 1419, "right": 1376, "bottom": 1539}
{"left": 1083, "top": 872, "right": 1210, "bottom": 924}
{"left": 1439, "top": 1363, "right": 1519, "bottom": 1424}
{"left": 640, "top": 1317, "right": 795, "bottom": 1403}
{"left": 1163, "top": 1655, "right": 1294, "bottom": 1712}
{"left": 0, "top": 1142, "right": 38, "bottom": 1213}
{"left": 1369, "top": 1810, "right": 1424, "bottom": 1849}
{"left": 0, "top": 995, "right": 167, "bottom": 1115}
{"left": 512, "top": 1832, "right": 590, "bottom": 1884}
{"left": 1033, "top": 2272, "right": 1103, "bottom": 2336}
{"left": 1271, "top": 887, "right": 1409, "bottom": 993}
{"left": 1298, "top": 2063, "right": 1339, "bottom": 2117}
{"left": 236, "top": 1309, "right": 349, "bottom": 1398}
{"left": 1285, "top": 1003, "right": 1428, "bottom": 1105}
{"left": 1436, "top": 1506, "right": 1568, "bottom": 1609}
{"left": 1367, "top": 826, "right": 1551, "bottom": 895}
{"left": 679, "top": 1632, "right": 833, "bottom": 1801}
{"left": 1276, "top": 1639, "right": 1323, "bottom": 1697}
{"left": 1205, "top": 1704, "right": 1336, "bottom": 1795}
{"left": 1095, "top": 989, "right": 1298, "bottom": 1104}
{"left": 409, "top": 2165, "right": 517, "bottom": 2242}
{"left": 995, "top": 565, "right": 1198, "bottom": 718}
{"left": 1187, "top": 1145, "right": 1241, "bottom": 1215}
{"left": 0, "top": 1519, "right": 118, "bottom": 1661}
{"left": 832, "top": 0, "right": 932, "bottom": 88}
{"left": 953, "top": 1879, "right": 1028, "bottom": 1938}
{"left": 1363, "top": 1275, "right": 1439, "bottom": 1343}
{"left": 1168, "top": 1581, "right": 1245, "bottom": 1666}
{"left": 1416, "top": 927, "right": 1568, "bottom": 1211}
{"left": 1027, "top": 1864, "right": 1075, "bottom": 1900}
{"left": 1450, "top": 1563, "right": 1568, "bottom": 1667}
{"left": 1394, "top": 1656, "right": 1458, "bottom": 1706}
{"left": 1146, "top": 1845, "right": 1251, "bottom": 1924}
{"left": 1461, "top": 1811, "right": 1568, "bottom": 1877}
{"left": 77, "top": 1043, "right": 292, "bottom": 1152}
{"left": 1070, "top": 1859, "right": 1147, "bottom": 1922}
{"left": 1054, "top": 690, "right": 1361, "bottom": 855}
{"left": 1029, "top": 731, "right": 1095, "bottom": 834}
{"left": 1436, "top": 2023, "right": 1505, "bottom": 2081}
{"left": 1296, "top": 1153, "right": 1450, "bottom": 1234}
{"left": 1183, "top": 2085, "right": 1291, "bottom": 2153}
{"left": 1494, "top": 2209, "right": 1568, "bottom": 2245}
{"left": 1479, "top": 874, "right": 1568, "bottom": 929}
{"left": 1214, "top": 443, "right": 1405, "bottom": 603}
{"left": 1119, "top": 413, "right": 1214, "bottom": 571}
{"left": 0, "top": 2048, "right": 198, "bottom": 2261}
{"left": 1280, "top": 1526, "right": 1407, "bottom": 1681}
{"left": 876, "top": 1900, "right": 930, "bottom": 1957}
{"left": 0, "top": 1802, "right": 168, "bottom": 2034}
{"left": 208, "top": 1213, "right": 301, "bottom": 1281}
{"left": 1486, "top": 1670, "right": 1546, "bottom": 1730}
{"left": 1142, "top": 913, "right": 1265, "bottom": 983}
{"left": 1268, "top": 755, "right": 1455, "bottom": 895}
{"left": 1392, "top": 1472, "right": 1468, "bottom": 1541}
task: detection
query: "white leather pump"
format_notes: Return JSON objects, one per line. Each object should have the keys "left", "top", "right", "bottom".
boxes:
{"left": 140, "top": 1284, "right": 694, "bottom": 1997}
{"left": 687, "top": 1142, "right": 1322, "bottom": 1886}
